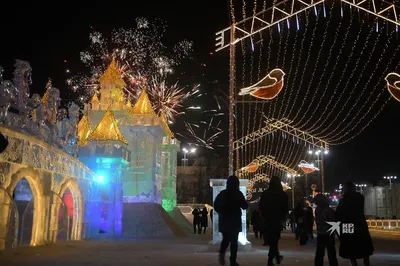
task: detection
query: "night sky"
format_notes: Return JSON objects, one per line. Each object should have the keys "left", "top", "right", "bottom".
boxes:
{"left": 1, "top": 0, "right": 399, "bottom": 190}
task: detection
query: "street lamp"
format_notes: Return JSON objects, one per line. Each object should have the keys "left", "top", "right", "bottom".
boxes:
{"left": 287, "top": 173, "right": 300, "bottom": 209}
{"left": 307, "top": 149, "right": 329, "bottom": 193}
{"left": 182, "top": 147, "right": 196, "bottom": 167}
{"left": 355, "top": 184, "right": 367, "bottom": 193}
{"left": 383, "top": 176, "right": 397, "bottom": 189}
{"left": 383, "top": 176, "right": 397, "bottom": 218}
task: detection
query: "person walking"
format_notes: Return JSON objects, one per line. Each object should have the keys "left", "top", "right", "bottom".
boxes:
{"left": 200, "top": 207, "right": 208, "bottom": 234}
{"left": 336, "top": 181, "right": 374, "bottom": 266}
{"left": 191, "top": 208, "right": 200, "bottom": 234}
{"left": 214, "top": 176, "right": 248, "bottom": 266}
{"left": 289, "top": 209, "right": 296, "bottom": 234}
{"left": 259, "top": 176, "right": 288, "bottom": 266}
{"left": 306, "top": 203, "right": 315, "bottom": 239}
{"left": 251, "top": 208, "right": 263, "bottom": 239}
{"left": 294, "top": 200, "right": 308, "bottom": 244}
{"left": 314, "top": 194, "right": 338, "bottom": 266}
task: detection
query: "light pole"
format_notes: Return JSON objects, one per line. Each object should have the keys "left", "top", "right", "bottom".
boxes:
{"left": 383, "top": 176, "right": 397, "bottom": 218}
{"left": 287, "top": 174, "right": 296, "bottom": 209}
{"left": 355, "top": 184, "right": 367, "bottom": 193}
{"left": 182, "top": 147, "right": 196, "bottom": 168}
{"left": 335, "top": 184, "right": 343, "bottom": 198}
{"left": 308, "top": 149, "right": 329, "bottom": 193}
{"left": 383, "top": 176, "right": 396, "bottom": 189}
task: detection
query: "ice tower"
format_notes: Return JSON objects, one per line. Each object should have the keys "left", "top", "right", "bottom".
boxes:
{"left": 77, "top": 60, "right": 180, "bottom": 237}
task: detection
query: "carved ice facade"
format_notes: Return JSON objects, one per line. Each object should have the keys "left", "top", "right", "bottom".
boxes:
{"left": 0, "top": 59, "right": 179, "bottom": 250}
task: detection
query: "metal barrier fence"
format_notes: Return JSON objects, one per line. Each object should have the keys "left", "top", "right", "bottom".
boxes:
{"left": 367, "top": 219, "right": 400, "bottom": 230}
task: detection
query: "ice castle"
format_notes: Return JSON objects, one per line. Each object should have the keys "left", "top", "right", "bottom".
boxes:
{"left": 77, "top": 60, "right": 180, "bottom": 237}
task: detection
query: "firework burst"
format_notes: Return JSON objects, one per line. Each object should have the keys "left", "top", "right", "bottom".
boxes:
{"left": 179, "top": 117, "right": 225, "bottom": 150}
{"left": 65, "top": 17, "right": 193, "bottom": 120}
{"left": 147, "top": 80, "right": 199, "bottom": 121}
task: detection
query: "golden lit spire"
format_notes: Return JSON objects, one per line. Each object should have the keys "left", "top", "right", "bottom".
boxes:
{"left": 98, "top": 59, "right": 126, "bottom": 90}
{"left": 159, "top": 113, "right": 174, "bottom": 138}
{"left": 77, "top": 114, "right": 92, "bottom": 146}
{"left": 87, "top": 108, "right": 128, "bottom": 144}
{"left": 42, "top": 78, "right": 52, "bottom": 104}
{"left": 125, "top": 99, "right": 132, "bottom": 108}
{"left": 90, "top": 93, "right": 99, "bottom": 103}
{"left": 129, "top": 89, "right": 156, "bottom": 116}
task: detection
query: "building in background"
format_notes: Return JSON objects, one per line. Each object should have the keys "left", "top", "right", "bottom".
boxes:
{"left": 363, "top": 183, "right": 400, "bottom": 218}
{"left": 176, "top": 157, "right": 228, "bottom": 204}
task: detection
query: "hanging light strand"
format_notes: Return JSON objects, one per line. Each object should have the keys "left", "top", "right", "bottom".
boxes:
{"left": 292, "top": 1, "right": 336, "bottom": 125}
{"left": 299, "top": 4, "right": 354, "bottom": 130}
{"left": 307, "top": 16, "right": 376, "bottom": 134}
{"left": 328, "top": 37, "right": 400, "bottom": 143}
{"left": 331, "top": 95, "right": 391, "bottom": 145}
{"left": 281, "top": 13, "right": 312, "bottom": 118}
{"left": 247, "top": 0, "right": 259, "bottom": 169}
{"left": 317, "top": 18, "right": 384, "bottom": 137}
{"left": 286, "top": 6, "right": 323, "bottom": 119}
{"left": 240, "top": 0, "right": 247, "bottom": 172}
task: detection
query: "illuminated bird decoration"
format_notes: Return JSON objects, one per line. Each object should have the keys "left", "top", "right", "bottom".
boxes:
{"left": 238, "top": 68, "right": 285, "bottom": 100}
{"left": 385, "top": 72, "right": 400, "bottom": 102}
{"left": 247, "top": 182, "right": 254, "bottom": 190}
{"left": 242, "top": 159, "right": 259, "bottom": 173}
{"left": 298, "top": 160, "right": 319, "bottom": 174}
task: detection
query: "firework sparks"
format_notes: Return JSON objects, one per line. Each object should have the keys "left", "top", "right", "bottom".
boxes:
{"left": 147, "top": 79, "right": 200, "bottom": 121}
{"left": 65, "top": 17, "right": 193, "bottom": 118}
{"left": 183, "top": 117, "right": 225, "bottom": 150}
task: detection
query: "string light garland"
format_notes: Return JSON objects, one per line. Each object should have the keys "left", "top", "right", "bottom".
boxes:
{"left": 291, "top": 3, "right": 335, "bottom": 123}
{"left": 281, "top": 14, "right": 312, "bottom": 118}
{"left": 307, "top": 16, "right": 377, "bottom": 134}
{"left": 270, "top": 12, "right": 318, "bottom": 173}
{"left": 332, "top": 95, "right": 391, "bottom": 145}
{"left": 318, "top": 19, "right": 384, "bottom": 137}
{"left": 297, "top": 4, "right": 352, "bottom": 128}
{"left": 226, "top": 1, "right": 400, "bottom": 190}
{"left": 276, "top": 22, "right": 300, "bottom": 120}
{"left": 240, "top": 0, "right": 248, "bottom": 176}
{"left": 250, "top": 0, "right": 259, "bottom": 165}
{"left": 270, "top": 8, "right": 326, "bottom": 172}
{"left": 330, "top": 57, "right": 400, "bottom": 144}
{"left": 327, "top": 27, "right": 396, "bottom": 141}
{"left": 285, "top": 6, "right": 323, "bottom": 120}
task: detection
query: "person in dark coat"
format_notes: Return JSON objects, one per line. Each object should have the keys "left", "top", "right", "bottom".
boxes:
{"left": 289, "top": 209, "right": 296, "bottom": 234}
{"left": 214, "top": 175, "right": 248, "bottom": 266}
{"left": 294, "top": 200, "right": 306, "bottom": 242}
{"left": 191, "top": 208, "right": 200, "bottom": 234}
{"left": 251, "top": 208, "right": 263, "bottom": 239}
{"left": 200, "top": 207, "right": 208, "bottom": 234}
{"left": 336, "top": 181, "right": 374, "bottom": 266}
{"left": 314, "top": 194, "right": 338, "bottom": 266}
{"left": 259, "top": 176, "right": 288, "bottom": 266}
{"left": 306, "top": 203, "right": 315, "bottom": 239}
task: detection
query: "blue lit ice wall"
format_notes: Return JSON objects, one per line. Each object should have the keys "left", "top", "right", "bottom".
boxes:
{"left": 78, "top": 146, "right": 127, "bottom": 239}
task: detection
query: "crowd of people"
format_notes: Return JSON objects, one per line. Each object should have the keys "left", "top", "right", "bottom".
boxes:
{"left": 209, "top": 176, "right": 374, "bottom": 266}
{"left": 191, "top": 207, "right": 209, "bottom": 234}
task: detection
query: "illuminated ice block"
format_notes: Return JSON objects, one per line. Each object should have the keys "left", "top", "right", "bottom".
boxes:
{"left": 209, "top": 179, "right": 251, "bottom": 247}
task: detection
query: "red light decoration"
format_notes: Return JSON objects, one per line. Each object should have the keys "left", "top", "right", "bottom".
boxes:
{"left": 238, "top": 68, "right": 285, "bottom": 100}
{"left": 244, "top": 159, "right": 259, "bottom": 173}
{"left": 299, "top": 160, "right": 319, "bottom": 174}
{"left": 385, "top": 72, "right": 400, "bottom": 102}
